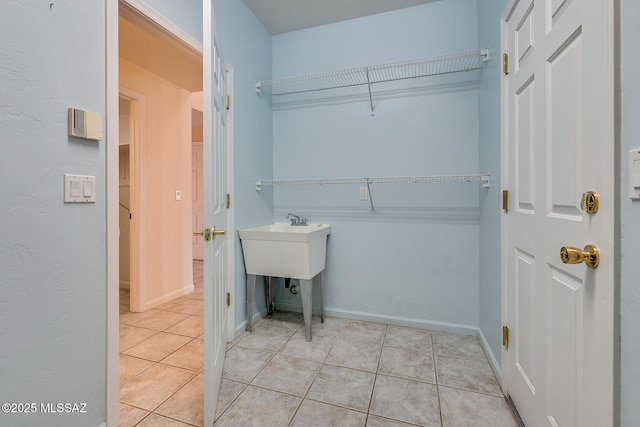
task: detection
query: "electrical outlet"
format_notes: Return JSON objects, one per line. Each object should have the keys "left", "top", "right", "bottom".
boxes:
{"left": 359, "top": 186, "right": 369, "bottom": 201}
{"left": 175, "top": 190, "right": 182, "bottom": 201}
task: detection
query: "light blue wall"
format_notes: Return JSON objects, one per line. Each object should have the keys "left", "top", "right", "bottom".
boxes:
{"left": 620, "top": 0, "right": 640, "bottom": 424}
{"left": 0, "top": 2, "right": 107, "bottom": 426}
{"left": 142, "top": 0, "right": 203, "bottom": 42}
{"left": 0, "top": 3, "right": 206, "bottom": 425}
{"left": 212, "top": 0, "right": 273, "bottom": 329}
{"left": 269, "top": 0, "right": 483, "bottom": 331}
{"left": 477, "top": 0, "right": 507, "bottom": 375}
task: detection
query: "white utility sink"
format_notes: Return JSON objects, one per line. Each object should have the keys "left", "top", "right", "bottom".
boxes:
{"left": 239, "top": 223, "right": 331, "bottom": 280}
{"left": 239, "top": 222, "right": 331, "bottom": 342}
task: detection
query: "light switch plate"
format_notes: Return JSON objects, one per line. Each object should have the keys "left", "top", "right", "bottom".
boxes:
{"left": 64, "top": 174, "right": 96, "bottom": 203}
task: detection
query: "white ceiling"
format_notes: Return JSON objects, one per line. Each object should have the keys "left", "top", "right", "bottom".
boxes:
{"left": 242, "top": 0, "right": 441, "bottom": 35}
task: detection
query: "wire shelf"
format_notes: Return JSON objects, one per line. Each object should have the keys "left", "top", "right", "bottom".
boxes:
{"left": 256, "top": 49, "right": 488, "bottom": 97}
{"left": 256, "top": 174, "right": 490, "bottom": 214}
{"left": 256, "top": 174, "right": 490, "bottom": 190}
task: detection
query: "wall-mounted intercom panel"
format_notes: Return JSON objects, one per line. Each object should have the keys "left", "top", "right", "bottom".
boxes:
{"left": 68, "top": 108, "right": 103, "bottom": 141}
{"left": 630, "top": 148, "right": 640, "bottom": 200}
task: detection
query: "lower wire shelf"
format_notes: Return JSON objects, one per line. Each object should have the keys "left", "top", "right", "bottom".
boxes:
{"left": 255, "top": 174, "right": 491, "bottom": 214}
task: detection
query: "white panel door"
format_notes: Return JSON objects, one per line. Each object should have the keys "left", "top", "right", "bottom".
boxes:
{"left": 203, "top": 2, "right": 228, "bottom": 424}
{"left": 503, "top": 0, "right": 615, "bottom": 426}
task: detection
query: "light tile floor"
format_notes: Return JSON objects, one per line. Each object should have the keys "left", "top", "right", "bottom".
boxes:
{"left": 120, "top": 261, "right": 517, "bottom": 427}
{"left": 216, "top": 316, "right": 517, "bottom": 427}
{"left": 119, "top": 261, "right": 205, "bottom": 427}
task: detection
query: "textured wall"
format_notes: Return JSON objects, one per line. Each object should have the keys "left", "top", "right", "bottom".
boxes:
{"left": 141, "top": 0, "right": 203, "bottom": 42}
{"left": 0, "top": 1, "right": 107, "bottom": 426}
{"left": 212, "top": 0, "right": 274, "bottom": 331}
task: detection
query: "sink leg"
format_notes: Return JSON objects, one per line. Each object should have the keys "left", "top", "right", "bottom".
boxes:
{"left": 299, "top": 278, "right": 313, "bottom": 342}
{"left": 265, "top": 276, "right": 274, "bottom": 315}
{"left": 246, "top": 274, "right": 257, "bottom": 332}
{"left": 315, "top": 272, "right": 324, "bottom": 323}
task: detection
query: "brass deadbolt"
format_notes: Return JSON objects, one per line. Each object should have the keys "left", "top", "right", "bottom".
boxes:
{"left": 580, "top": 191, "right": 599, "bottom": 214}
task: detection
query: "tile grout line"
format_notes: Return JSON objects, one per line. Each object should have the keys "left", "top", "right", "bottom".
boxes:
{"left": 431, "top": 332, "right": 445, "bottom": 427}
{"left": 364, "top": 324, "right": 388, "bottom": 426}
{"left": 285, "top": 315, "right": 343, "bottom": 426}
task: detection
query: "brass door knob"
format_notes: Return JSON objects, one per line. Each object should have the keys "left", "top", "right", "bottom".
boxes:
{"left": 211, "top": 227, "right": 226, "bottom": 239}
{"left": 194, "top": 229, "right": 211, "bottom": 241}
{"left": 560, "top": 244, "right": 599, "bottom": 269}
{"left": 194, "top": 227, "right": 226, "bottom": 241}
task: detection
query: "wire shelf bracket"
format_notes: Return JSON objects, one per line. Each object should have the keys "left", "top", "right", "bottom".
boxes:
{"left": 256, "top": 49, "right": 489, "bottom": 114}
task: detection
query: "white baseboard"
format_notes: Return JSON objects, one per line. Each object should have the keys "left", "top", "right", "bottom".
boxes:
{"left": 273, "top": 302, "right": 479, "bottom": 336}
{"left": 233, "top": 307, "right": 268, "bottom": 340}
{"left": 144, "top": 284, "right": 194, "bottom": 310}
{"left": 479, "top": 328, "right": 503, "bottom": 386}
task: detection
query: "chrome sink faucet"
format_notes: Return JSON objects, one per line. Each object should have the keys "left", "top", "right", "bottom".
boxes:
{"left": 286, "top": 213, "right": 307, "bottom": 226}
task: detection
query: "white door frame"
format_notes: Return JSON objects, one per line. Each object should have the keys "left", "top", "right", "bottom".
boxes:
{"left": 106, "top": 2, "right": 119, "bottom": 424}
{"left": 225, "top": 66, "right": 236, "bottom": 341}
{"left": 118, "top": 88, "right": 146, "bottom": 313}
{"left": 106, "top": 1, "right": 235, "bottom": 425}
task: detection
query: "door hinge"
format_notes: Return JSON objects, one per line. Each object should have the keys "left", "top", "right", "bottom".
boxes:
{"left": 503, "top": 325, "right": 510, "bottom": 348}
{"left": 226, "top": 292, "right": 231, "bottom": 307}
{"left": 502, "top": 190, "right": 509, "bottom": 212}
{"left": 226, "top": 193, "right": 231, "bottom": 209}
{"left": 503, "top": 53, "right": 509, "bottom": 75}
{"left": 225, "top": 95, "right": 230, "bottom": 110}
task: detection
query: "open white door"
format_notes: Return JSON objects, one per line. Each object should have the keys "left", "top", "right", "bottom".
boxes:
{"left": 202, "top": 2, "right": 228, "bottom": 424}
{"left": 502, "top": 0, "right": 615, "bottom": 426}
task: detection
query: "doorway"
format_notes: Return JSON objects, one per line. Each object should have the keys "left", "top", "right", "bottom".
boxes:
{"left": 108, "top": 1, "right": 220, "bottom": 425}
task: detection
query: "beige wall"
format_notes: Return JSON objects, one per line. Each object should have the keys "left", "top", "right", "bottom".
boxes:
{"left": 120, "top": 59, "right": 193, "bottom": 308}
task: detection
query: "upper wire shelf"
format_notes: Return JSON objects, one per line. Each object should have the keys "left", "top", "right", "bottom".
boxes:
{"left": 256, "top": 174, "right": 490, "bottom": 191}
{"left": 255, "top": 49, "right": 489, "bottom": 112}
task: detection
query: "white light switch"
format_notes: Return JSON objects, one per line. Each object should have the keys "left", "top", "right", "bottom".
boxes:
{"left": 629, "top": 149, "right": 640, "bottom": 200}
{"left": 64, "top": 174, "right": 96, "bottom": 203}
{"left": 175, "top": 190, "right": 182, "bottom": 201}
{"left": 83, "top": 181, "right": 93, "bottom": 197}
{"left": 70, "top": 181, "right": 80, "bottom": 197}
